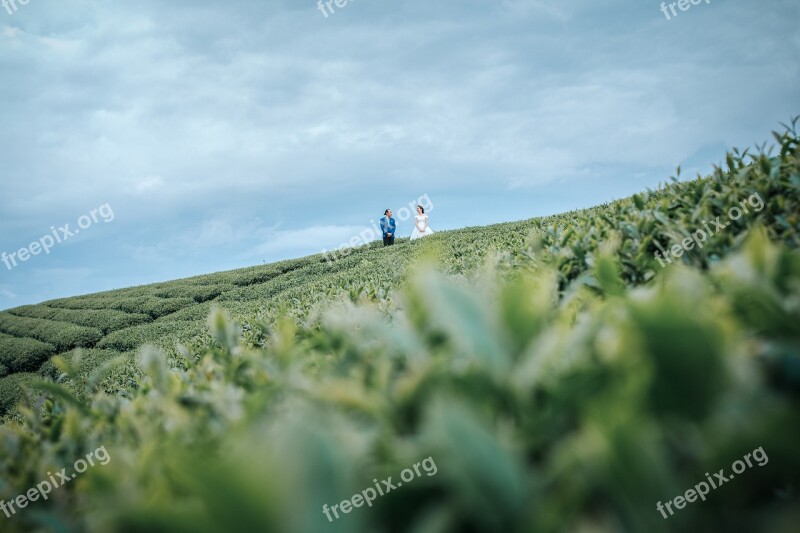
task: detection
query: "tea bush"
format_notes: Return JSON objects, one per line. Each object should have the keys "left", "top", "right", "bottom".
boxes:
{"left": 8, "top": 305, "right": 151, "bottom": 334}
{"left": 0, "top": 333, "right": 56, "bottom": 374}
{"left": 49, "top": 296, "right": 196, "bottom": 319}
{"left": 37, "top": 348, "right": 141, "bottom": 395}
{"left": 95, "top": 320, "right": 206, "bottom": 352}
{"left": 0, "top": 372, "right": 37, "bottom": 417}
{"left": 150, "top": 283, "right": 233, "bottom": 302}
{"left": 0, "top": 314, "right": 103, "bottom": 352}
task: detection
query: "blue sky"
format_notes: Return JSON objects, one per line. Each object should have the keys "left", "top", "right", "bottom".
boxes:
{"left": 0, "top": 0, "right": 797, "bottom": 309}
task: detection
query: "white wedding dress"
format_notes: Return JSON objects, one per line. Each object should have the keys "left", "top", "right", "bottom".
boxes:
{"left": 410, "top": 214, "right": 434, "bottom": 240}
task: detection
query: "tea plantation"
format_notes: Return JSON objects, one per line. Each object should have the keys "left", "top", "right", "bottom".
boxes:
{"left": 0, "top": 120, "right": 798, "bottom": 532}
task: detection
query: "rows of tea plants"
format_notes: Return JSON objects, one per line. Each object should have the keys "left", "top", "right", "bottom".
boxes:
{"left": 0, "top": 120, "right": 797, "bottom": 532}
{"left": 8, "top": 305, "right": 151, "bottom": 334}
{"left": 0, "top": 244, "right": 378, "bottom": 411}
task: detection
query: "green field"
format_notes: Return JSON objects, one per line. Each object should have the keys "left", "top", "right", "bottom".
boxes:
{"left": 0, "top": 121, "right": 798, "bottom": 532}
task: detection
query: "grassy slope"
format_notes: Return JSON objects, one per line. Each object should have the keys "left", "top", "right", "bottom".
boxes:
{"left": 0, "top": 216, "right": 537, "bottom": 410}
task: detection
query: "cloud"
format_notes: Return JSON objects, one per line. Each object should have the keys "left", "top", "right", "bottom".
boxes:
{"left": 0, "top": 288, "right": 17, "bottom": 299}
{"left": 129, "top": 176, "right": 164, "bottom": 195}
{"left": 249, "top": 225, "right": 373, "bottom": 257}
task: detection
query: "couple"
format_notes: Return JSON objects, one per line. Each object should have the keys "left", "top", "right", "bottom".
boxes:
{"left": 380, "top": 205, "right": 434, "bottom": 246}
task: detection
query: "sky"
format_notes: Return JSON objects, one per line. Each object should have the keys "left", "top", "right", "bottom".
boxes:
{"left": 0, "top": 0, "right": 798, "bottom": 309}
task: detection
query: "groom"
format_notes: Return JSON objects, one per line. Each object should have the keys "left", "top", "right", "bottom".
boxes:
{"left": 380, "top": 209, "right": 396, "bottom": 246}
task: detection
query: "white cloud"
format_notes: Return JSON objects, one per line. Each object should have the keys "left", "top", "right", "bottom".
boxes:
{"left": 249, "top": 225, "right": 373, "bottom": 258}
{"left": 129, "top": 175, "right": 164, "bottom": 195}
{"left": 0, "top": 288, "right": 17, "bottom": 299}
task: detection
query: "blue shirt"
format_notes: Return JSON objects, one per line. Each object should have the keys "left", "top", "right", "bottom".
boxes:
{"left": 380, "top": 216, "right": 396, "bottom": 237}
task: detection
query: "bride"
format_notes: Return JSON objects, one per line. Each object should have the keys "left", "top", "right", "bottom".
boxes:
{"left": 410, "top": 205, "right": 434, "bottom": 240}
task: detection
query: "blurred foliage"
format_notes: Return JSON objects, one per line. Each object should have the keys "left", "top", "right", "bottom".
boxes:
{"left": 0, "top": 119, "right": 798, "bottom": 532}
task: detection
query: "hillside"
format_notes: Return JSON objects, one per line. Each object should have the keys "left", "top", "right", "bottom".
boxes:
{"left": 0, "top": 215, "right": 538, "bottom": 414}
{"left": 0, "top": 120, "right": 798, "bottom": 532}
